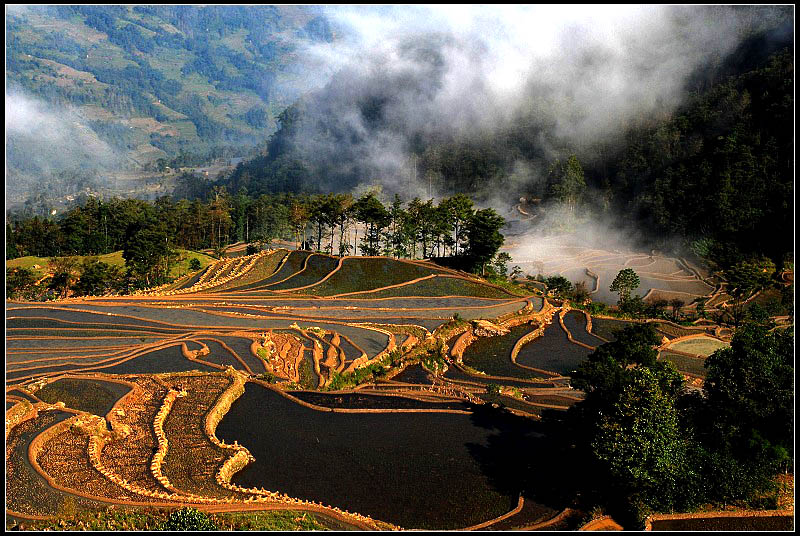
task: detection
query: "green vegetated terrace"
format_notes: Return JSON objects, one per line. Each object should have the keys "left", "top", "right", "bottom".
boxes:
{"left": 462, "top": 324, "right": 550, "bottom": 380}
{"left": 6, "top": 506, "right": 339, "bottom": 531}
{"left": 343, "top": 274, "right": 518, "bottom": 299}
{"left": 31, "top": 378, "right": 130, "bottom": 416}
{"left": 303, "top": 257, "right": 450, "bottom": 296}
{"left": 267, "top": 253, "right": 339, "bottom": 291}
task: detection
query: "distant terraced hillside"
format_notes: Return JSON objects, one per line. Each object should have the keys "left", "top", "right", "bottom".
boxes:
{"left": 7, "top": 5, "right": 335, "bottom": 194}
{"left": 6, "top": 251, "right": 533, "bottom": 386}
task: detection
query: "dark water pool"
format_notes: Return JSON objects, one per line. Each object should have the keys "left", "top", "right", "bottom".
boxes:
{"left": 391, "top": 363, "right": 435, "bottom": 385}
{"left": 217, "top": 383, "right": 556, "bottom": 529}
{"left": 515, "top": 321, "right": 592, "bottom": 375}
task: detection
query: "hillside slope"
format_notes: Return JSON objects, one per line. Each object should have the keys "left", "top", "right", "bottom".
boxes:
{"left": 7, "top": 5, "right": 335, "bottom": 199}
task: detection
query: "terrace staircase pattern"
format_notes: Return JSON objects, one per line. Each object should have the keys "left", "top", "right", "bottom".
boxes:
{"left": 6, "top": 249, "right": 744, "bottom": 529}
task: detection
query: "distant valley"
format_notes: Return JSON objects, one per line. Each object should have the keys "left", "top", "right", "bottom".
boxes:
{"left": 7, "top": 5, "right": 336, "bottom": 205}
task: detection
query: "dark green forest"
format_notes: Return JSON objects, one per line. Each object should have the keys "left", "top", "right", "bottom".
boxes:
{"left": 6, "top": 190, "right": 507, "bottom": 297}
{"left": 7, "top": 42, "right": 794, "bottom": 295}
{"left": 557, "top": 321, "right": 793, "bottom": 527}
{"left": 600, "top": 49, "right": 793, "bottom": 268}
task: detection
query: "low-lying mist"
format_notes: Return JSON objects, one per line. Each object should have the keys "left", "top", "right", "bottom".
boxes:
{"left": 283, "top": 5, "right": 788, "bottom": 198}
{"left": 6, "top": 91, "right": 124, "bottom": 208}
{"left": 274, "top": 5, "right": 790, "bottom": 268}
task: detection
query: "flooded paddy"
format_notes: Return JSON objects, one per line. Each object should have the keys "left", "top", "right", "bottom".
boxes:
{"left": 217, "top": 383, "right": 558, "bottom": 529}
{"left": 99, "top": 345, "right": 218, "bottom": 375}
{"left": 561, "top": 311, "right": 604, "bottom": 347}
{"left": 515, "top": 322, "right": 593, "bottom": 375}
{"left": 7, "top": 363, "right": 93, "bottom": 382}
{"left": 504, "top": 236, "right": 714, "bottom": 305}
{"left": 462, "top": 324, "right": 546, "bottom": 380}
{"left": 289, "top": 391, "right": 470, "bottom": 411}
{"left": 443, "top": 364, "right": 553, "bottom": 388}
{"left": 6, "top": 336, "right": 164, "bottom": 349}
{"left": 587, "top": 317, "right": 636, "bottom": 341}
{"left": 193, "top": 339, "right": 246, "bottom": 369}
{"left": 214, "top": 335, "right": 264, "bottom": 373}
{"left": 392, "top": 363, "right": 435, "bottom": 385}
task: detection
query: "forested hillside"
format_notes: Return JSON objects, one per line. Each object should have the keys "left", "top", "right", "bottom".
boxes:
{"left": 596, "top": 49, "right": 793, "bottom": 267}
{"left": 219, "top": 26, "right": 792, "bottom": 267}
{"left": 6, "top": 6, "right": 793, "bottom": 268}
{"left": 7, "top": 5, "right": 333, "bottom": 196}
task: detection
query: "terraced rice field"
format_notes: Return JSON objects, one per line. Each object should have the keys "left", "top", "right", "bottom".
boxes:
{"left": 34, "top": 378, "right": 130, "bottom": 416}
{"left": 462, "top": 324, "right": 554, "bottom": 380}
{"left": 656, "top": 335, "right": 729, "bottom": 379}
{"left": 665, "top": 336, "right": 729, "bottom": 357}
{"left": 241, "top": 250, "right": 314, "bottom": 290}
{"left": 561, "top": 311, "right": 604, "bottom": 347}
{"left": 659, "top": 352, "right": 708, "bottom": 378}
{"left": 391, "top": 364, "right": 435, "bottom": 385}
{"left": 343, "top": 275, "right": 519, "bottom": 299}
{"left": 514, "top": 322, "right": 593, "bottom": 376}
{"left": 648, "top": 513, "right": 794, "bottom": 531}
{"left": 505, "top": 236, "right": 715, "bottom": 305}
{"left": 302, "top": 257, "right": 455, "bottom": 296}
{"left": 8, "top": 249, "right": 695, "bottom": 529}
{"left": 217, "top": 383, "right": 552, "bottom": 530}
{"left": 267, "top": 254, "right": 340, "bottom": 291}
{"left": 210, "top": 250, "right": 289, "bottom": 291}
{"left": 587, "top": 317, "right": 636, "bottom": 341}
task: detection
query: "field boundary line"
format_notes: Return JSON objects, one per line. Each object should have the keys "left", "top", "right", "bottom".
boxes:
{"left": 272, "top": 253, "right": 341, "bottom": 293}
{"left": 326, "top": 274, "right": 438, "bottom": 298}
{"left": 558, "top": 305, "right": 598, "bottom": 351}
{"left": 5, "top": 337, "right": 187, "bottom": 377}
{"left": 461, "top": 494, "right": 524, "bottom": 530}
{"left": 235, "top": 250, "right": 313, "bottom": 291}
{"left": 250, "top": 251, "right": 316, "bottom": 289}
{"left": 643, "top": 508, "right": 794, "bottom": 531}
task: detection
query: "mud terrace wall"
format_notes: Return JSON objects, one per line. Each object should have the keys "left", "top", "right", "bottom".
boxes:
{"left": 22, "top": 367, "right": 384, "bottom": 526}
{"left": 578, "top": 514, "right": 623, "bottom": 530}
{"left": 150, "top": 388, "right": 188, "bottom": 496}
{"left": 342, "top": 324, "right": 396, "bottom": 373}
{"left": 558, "top": 304, "right": 596, "bottom": 350}
{"left": 643, "top": 509, "right": 794, "bottom": 531}
{"left": 5, "top": 399, "right": 35, "bottom": 436}
{"left": 505, "top": 299, "right": 556, "bottom": 328}
{"left": 659, "top": 332, "right": 728, "bottom": 352}
{"left": 462, "top": 495, "right": 524, "bottom": 530}
{"left": 451, "top": 298, "right": 557, "bottom": 368}
{"left": 205, "top": 369, "right": 248, "bottom": 452}
{"left": 151, "top": 251, "right": 266, "bottom": 296}
{"left": 450, "top": 330, "right": 477, "bottom": 361}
